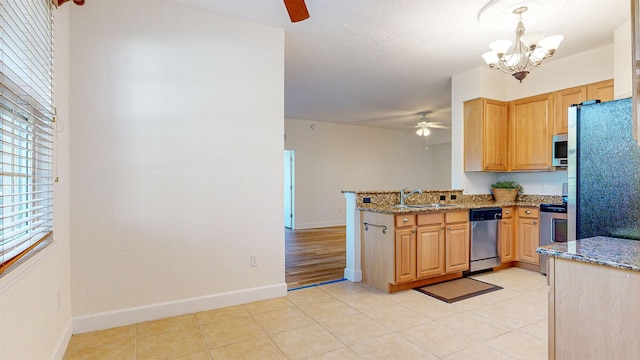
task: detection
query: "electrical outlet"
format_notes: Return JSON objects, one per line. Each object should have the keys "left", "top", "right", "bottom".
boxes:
{"left": 363, "top": 197, "right": 371, "bottom": 203}
{"left": 450, "top": 194, "right": 457, "bottom": 200}
{"left": 439, "top": 195, "right": 446, "bottom": 201}
{"left": 250, "top": 255, "right": 258, "bottom": 267}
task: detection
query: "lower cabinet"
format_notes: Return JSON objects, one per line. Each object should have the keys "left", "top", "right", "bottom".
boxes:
{"left": 444, "top": 212, "right": 470, "bottom": 273}
{"left": 395, "top": 227, "right": 416, "bottom": 283}
{"left": 517, "top": 207, "right": 540, "bottom": 264}
{"left": 416, "top": 212, "right": 446, "bottom": 278}
{"left": 500, "top": 207, "right": 515, "bottom": 263}
{"left": 396, "top": 211, "right": 468, "bottom": 284}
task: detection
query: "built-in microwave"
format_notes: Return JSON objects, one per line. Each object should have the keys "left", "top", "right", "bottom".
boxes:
{"left": 552, "top": 134, "right": 568, "bottom": 167}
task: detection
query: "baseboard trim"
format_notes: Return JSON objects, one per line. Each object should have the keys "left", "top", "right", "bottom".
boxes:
{"left": 295, "top": 221, "right": 346, "bottom": 229}
{"left": 72, "top": 283, "right": 287, "bottom": 334}
{"left": 54, "top": 318, "right": 73, "bottom": 360}
{"left": 344, "top": 268, "right": 362, "bottom": 282}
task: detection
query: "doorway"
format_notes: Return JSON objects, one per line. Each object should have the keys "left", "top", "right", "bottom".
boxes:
{"left": 284, "top": 150, "right": 294, "bottom": 229}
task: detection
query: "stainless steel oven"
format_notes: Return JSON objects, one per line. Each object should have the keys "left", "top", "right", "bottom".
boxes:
{"left": 539, "top": 204, "right": 567, "bottom": 275}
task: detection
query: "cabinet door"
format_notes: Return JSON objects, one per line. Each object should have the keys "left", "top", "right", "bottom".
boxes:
{"left": 464, "top": 98, "right": 509, "bottom": 172}
{"left": 416, "top": 224, "right": 445, "bottom": 278}
{"left": 445, "top": 223, "right": 469, "bottom": 273}
{"left": 554, "top": 86, "right": 586, "bottom": 135}
{"left": 483, "top": 99, "right": 509, "bottom": 171}
{"left": 510, "top": 93, "right": 553, "bottom": 171}
{"left": 586, "top": 79, "right": 614, "bottom": 102}
{"left": 500, "top": 218, "right": 515, "bottom": 263}
{"left": 517, "top": 218, "right": 540, "bottom": 264}
{"left": 395, "top": 228, "right": 416, "bottom": 283}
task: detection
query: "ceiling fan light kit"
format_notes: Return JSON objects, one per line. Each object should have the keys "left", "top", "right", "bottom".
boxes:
{"left": 413, "top": 112, "right": 451, "bottom": 141}
{"left": 480, "top": 5, "right": 563, "bottom": 82}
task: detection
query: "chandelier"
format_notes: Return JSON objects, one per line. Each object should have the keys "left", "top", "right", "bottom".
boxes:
{"left": 481, "top": 6, "right": 563, "bottom": 82}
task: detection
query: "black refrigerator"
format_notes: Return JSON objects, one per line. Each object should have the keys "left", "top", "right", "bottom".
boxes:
{"left": 567, "top": 98, "right": 640, "bottom": 241}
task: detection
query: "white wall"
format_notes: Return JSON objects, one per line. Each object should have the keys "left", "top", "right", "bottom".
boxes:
{"left": 285, "top": 118, "right": 451, "bottom": 228}
{"left": 0, "top": 6, "right": 73, "bottom": 360}
{"left": 69, "top": 0, "right": 285, "bottom": 332}
{"left": 614, "top": 20, "right": 632, "bottom": 98}
{"left": 452, "top": 43, "right": 620, "bottom": 195}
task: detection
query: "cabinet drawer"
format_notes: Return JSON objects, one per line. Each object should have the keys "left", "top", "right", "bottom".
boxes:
{"left": 518, "top": 207, "right": 539, "bottom": 218}
{"left": 502, "top": 207, "right": 514, "bottom": 219}
{"left": 395, "top": 214, "right": 415, "bottom": 227}
{"left": 445, "top": 211, "right": 468, "bottom": 224}
{"left": 417, "top": 212, "right": 444, "bottom": 226}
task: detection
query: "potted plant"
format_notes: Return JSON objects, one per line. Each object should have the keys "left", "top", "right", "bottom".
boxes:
{"left": 491, "top": 180, "right": 523, "bottom": 202}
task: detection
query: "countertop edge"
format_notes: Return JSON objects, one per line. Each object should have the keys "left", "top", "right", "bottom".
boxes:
{"left": 537, "top": 237, "right": 640, "bottom": 272}
{"left": 357, "top": 202, "right": 540, "bottom": 214}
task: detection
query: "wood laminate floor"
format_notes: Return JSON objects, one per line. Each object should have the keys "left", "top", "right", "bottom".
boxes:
{"left": 285, "top": 226, "right": 346, "bottom": 290}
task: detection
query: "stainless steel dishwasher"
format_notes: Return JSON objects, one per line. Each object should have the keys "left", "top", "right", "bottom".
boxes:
{"left": 469, "top": 208, "right": 502, "bottom": 272}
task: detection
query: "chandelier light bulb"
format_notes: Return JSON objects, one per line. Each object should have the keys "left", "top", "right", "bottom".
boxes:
{"left": 489, "top": 39, "right": 512, "bottom": 55}
{"left": 538, "top": 34, "right": 564, "bottom": 51}
{"left": 520, "top": 32, "right": 545, "bottom": 50}
{"left": 416, "top": 127, "right": 430, "bottom": 137}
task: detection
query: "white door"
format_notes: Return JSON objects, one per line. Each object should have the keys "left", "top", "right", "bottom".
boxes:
{"left": 284, "top": 150, "right": 295, "bottom": 229}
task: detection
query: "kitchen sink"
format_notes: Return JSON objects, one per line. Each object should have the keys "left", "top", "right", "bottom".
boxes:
{"left": 404, "top": 203, "right": 459, "bottom": 208}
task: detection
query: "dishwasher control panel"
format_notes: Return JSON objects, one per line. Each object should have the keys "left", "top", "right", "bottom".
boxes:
{"left": 469, "top": 208, "right": 503, "bottom": 221}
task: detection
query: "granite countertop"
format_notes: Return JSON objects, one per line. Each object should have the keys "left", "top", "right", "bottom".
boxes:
{"left": 348, "top": 189, "right": 561, "bottom": 214}
{"left": 537, "top": 236, "right": 640, "bottom": 272}
{"left": 357, "top": 200, "right": 541, "bottom": 214}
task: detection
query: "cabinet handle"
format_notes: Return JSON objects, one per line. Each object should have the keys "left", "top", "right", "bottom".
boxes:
{"left": 403, "top": 218, "right": 409, "bottom": 223}
{"left": 533, "top": 220, "right": 538, "bottom": 224}
{"left": 412, "top": 230, "right": 416, "bottom": 234}
{"left": 441, "top": 226, "right": 445, "bottom": 230}
{"left": 505, "top": 210, "right": 510, "bottom": 214}
{"left": 525, "top": 210, "right": 531, "bottom": 214}
{"left": 447, "top": 226, "right": 452, "bottom": 231}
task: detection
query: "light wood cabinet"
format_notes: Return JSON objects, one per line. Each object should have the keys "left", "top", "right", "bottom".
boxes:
{"left": 554, "top": 86, "right": 586, "bottom": 135}
{"left": 395, "top": 213, "right": 418, "bottom": 284}
{"left": 548, "top": 257, "right": 640, "bottom": 359}
{"left": 510, "top": 93, "right": 553, "bottom": 171}
{"left": 500, "top": 207, "right": 515, "bottom": 263}
{"left": 361, "top": 210, "right": 469, "bottom": 292}
{"left": 516, "top": 207, "right": 540, "bottom": 264}
{"left": 416, "top": 213, "right": 445, "bottom": 278}
{"left": 554, "top": 79, "right": 614, "bottom": 135}
{"left": 444, "top": 211, "right": 469, "bottom": 273}
{"left": 396, "top": 211, "right": 469, "bottom": 283}
{"left": 465, "top": 80, "right": 613, "bottom": 172}
{"left": 395, "top": 227, "right": 416, "bottom": 283}
{"left": 586, "top": 79, "right": 614, "bottom": 103}
{"left": 464, "top": 98, "right": 509, "bottom": 172}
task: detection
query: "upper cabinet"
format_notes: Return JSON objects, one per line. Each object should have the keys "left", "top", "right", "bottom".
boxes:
{"left": 464, "top": 98, "right": 509, "bottom": 172}
{"left": 464, "top": 79, "right": 614, "bottom": 172}
{"left": 510, "top": 93, "right": 553, "bottom": 171}
{"left": 586, "top": 79, "right": 614, "bottom": 103}
{"left": 554, "top": 86, "right": 586, "bottom": 135}
{"left": 554, "top": 79, "right": 614, "bottom": 135}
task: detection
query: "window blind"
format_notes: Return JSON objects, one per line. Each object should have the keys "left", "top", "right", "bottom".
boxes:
{"left": 0, "top": 0, "right": 54, "bottom": 274}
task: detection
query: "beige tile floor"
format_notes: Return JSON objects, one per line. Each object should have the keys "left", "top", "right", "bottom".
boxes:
{"left": 63, "top": 267, "right": 549, "bottom": 360}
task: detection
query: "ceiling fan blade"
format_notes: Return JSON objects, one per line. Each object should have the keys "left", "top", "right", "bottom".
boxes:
{"left": 284, "top": 0, "right": 310, "bottom": 22}
{"left": 428, "top": 124, "right": 451, "bottom": 129}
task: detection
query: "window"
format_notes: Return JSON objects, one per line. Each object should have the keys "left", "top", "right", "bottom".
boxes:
{"left": 0, "top": 0, "right": 54, "bottom": 274}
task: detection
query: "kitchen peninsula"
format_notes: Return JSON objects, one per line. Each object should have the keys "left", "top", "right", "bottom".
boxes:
{"left": 537, "top": 237, "right": 640, "bottom": 359}
{"left": 343, "top": 189, "right": 560, "bottom": 292}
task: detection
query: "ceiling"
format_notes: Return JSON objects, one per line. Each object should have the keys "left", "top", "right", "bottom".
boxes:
{"left": 167, "top": 0, "right": 630, "bottom": 140}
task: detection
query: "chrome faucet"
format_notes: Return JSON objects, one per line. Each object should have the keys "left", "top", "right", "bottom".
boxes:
{"left": 400, "top": 188, "right": 423, "bottom": 207}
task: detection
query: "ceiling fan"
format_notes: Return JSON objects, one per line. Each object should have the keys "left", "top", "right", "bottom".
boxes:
{"left": 284, "top": 0, "right": 310, "bottom": 22}
{"left": 414, "top": 112, "right": 451, "bottom": 137}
